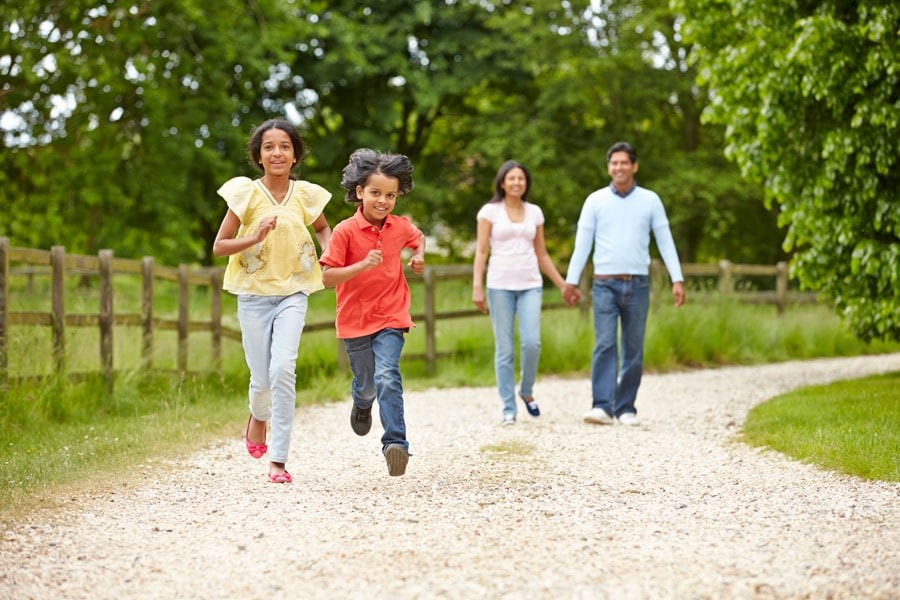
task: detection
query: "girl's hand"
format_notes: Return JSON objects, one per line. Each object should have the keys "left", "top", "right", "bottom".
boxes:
{"left": 408, "top": 254, "right": 425, "bottom": 275}
{"left": 255, "top": 216, "right": 278, "bottom": 243}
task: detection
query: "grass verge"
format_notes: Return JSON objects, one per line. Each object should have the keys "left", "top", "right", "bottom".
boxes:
{"left": 741, "top": 372, "right": 900, "bottom": 482}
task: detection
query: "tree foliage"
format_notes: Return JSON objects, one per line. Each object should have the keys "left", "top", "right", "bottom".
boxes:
{"left": 678, "top": 0, "right": 900, "bottom": 340}
{"left": 2, "top": 0, "right": 780, "bottom": 271}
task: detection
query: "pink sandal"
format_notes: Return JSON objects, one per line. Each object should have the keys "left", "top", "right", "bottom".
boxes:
{"left": 245, "top": 415, "right": 267, "bottom": 459}
{"left": 268, "top": 470, "right": 292, "bottom": 484}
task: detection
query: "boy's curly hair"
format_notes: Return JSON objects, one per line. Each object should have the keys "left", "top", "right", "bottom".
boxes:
{"left": 340, "top": 148, "right": 415, "bottom": 203}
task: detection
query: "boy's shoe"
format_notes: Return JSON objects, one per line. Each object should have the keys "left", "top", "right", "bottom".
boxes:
{"left": 583, "top": 407, "right": 614, "bottom": 425}
{"left": 501, "top": 414, "right": 516, "bottom": 426}
{"left": 350, "top": 405, "right": 372, "bottom": 436}
{"left": 384, "top": 444, "right": 409, "bottom": 477}
{"left": 519, "top": 394, "right": 541, "bottom": 417}
{"left": 617, "top": 412, "right": 640, "bottom": 427}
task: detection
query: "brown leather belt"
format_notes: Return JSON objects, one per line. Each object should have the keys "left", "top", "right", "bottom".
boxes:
{"left": 594, "top": 274, "right": 636, "bottom": 281}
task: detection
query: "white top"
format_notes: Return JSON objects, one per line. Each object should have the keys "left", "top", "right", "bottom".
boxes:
{"left": 476, "top": 201, "right": 545, "bottom": 290}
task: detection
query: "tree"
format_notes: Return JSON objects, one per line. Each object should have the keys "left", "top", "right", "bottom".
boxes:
{"left": 677, "top": 1, "right": 900, "bottom": 340}
{"left": 1, "top": 0, "right": 307, "bottom": 263}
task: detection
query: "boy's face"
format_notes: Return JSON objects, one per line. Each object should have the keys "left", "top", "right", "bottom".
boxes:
{"left": 357, "top": 171, "right": 400, "bottom": 226}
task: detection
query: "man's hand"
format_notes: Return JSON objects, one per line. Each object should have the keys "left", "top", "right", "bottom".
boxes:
{"left": 672, "top": 281, "right": 686, "bottom": 308}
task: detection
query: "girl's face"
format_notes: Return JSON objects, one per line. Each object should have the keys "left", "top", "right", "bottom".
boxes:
{"left": 501, "top": 167, "right": 528, "bottom": 200}
{"left": 259, "top": 128, "right": 296, "bottom": 177}
{"left": 357, "top": 171, "right": 400, "bottom": 226}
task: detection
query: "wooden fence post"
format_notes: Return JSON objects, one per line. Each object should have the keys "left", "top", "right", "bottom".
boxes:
{"left": 0, "top": 237, "right": 8, "bottom": 390}
{"left": 141, "top": 257, "right": 154, "bottom": 369}
{"left": 423, "top": 266, "right": 436, "bottom": 376}
{"left": 99, "top": 249, "right": 114, "bottom": 394}
{"left": 178, "top": 264, "right": 189, "bottom": 375}
{"left": 51, "top": 246, "right": 66, "bottom": 378}
{"left": 210, "top": 269, "right": 222, "bottom": 377}
{"left": 718, "top": 259, "right": 733, "bottom": 295}
{"left": 776, "top": 261, "right": 788, "bottom": 315}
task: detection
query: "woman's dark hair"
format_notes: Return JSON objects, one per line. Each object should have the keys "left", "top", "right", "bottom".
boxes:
{"left": 246, "top": 119, "right": 305, "bottom": 176}
{"left": 606, "top": 141, "right": 637, "bottom": 163}
{"left": 489, "top": 160, "right": 531, "bottom": 203}
{"left": 340, "top": 148, "right": 415, "bottom": 204}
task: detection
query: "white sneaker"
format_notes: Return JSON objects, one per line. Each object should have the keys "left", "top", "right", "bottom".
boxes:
{"left": 583, "top": 407, "right": 614, "bottom": 425}
{"left": 617, "top": 412, "right": 639, "bottom": 427}
{"left": 501, "top": 415, "right": 516, "bottom": 426}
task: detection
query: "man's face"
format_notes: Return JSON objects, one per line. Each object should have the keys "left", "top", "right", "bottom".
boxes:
{"left": 607, "top": 151, "right": 639, "bottom": 190}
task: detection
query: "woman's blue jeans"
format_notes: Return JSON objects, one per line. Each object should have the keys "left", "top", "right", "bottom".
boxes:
{"left": 237, "top": 292, "right": 309, "bottom": 463}
{"left": 487, "top": 287, "right": 543, "bottom": 419}
{"left": 591, "top": 277, "right": 650, "bottom": 417}
{"left": 343, "top": 328, "right": 409, "bottom": 452}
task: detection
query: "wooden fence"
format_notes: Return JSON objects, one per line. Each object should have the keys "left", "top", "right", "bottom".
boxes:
{"left": 0, "top": 237, "right": 817, "bottom": 391}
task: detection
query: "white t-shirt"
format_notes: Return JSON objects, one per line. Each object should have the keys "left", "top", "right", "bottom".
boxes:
{"left": 476, "top": 201, "right": 544, "bottom": 290}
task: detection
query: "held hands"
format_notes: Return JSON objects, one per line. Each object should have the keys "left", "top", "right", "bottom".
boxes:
{"left": 562, "top": 284, "right": 582, "bottom": 307}
{"left": 408, "top": 254, "right": 425, "bottom": 275}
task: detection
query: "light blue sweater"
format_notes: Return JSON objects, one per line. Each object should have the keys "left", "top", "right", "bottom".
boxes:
{"left": 565, "top": 183, "right": 684, "bottom": 285}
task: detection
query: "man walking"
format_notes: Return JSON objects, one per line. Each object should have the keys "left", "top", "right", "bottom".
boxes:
{"left": 563, "top": 141, "right": 686, "bottom": 426}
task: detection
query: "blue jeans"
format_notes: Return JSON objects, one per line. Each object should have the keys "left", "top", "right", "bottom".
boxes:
{"left": 487, "top": 287, "right": 543, "bottom": 419}
{"left": 343, "top": 328, "right": 409, "bottom": 452}
{"left": 237, "top": 292, "right": 309, "bottom": 463}
{"left": 591, "top": 277, "right": 650, "bottom": 417}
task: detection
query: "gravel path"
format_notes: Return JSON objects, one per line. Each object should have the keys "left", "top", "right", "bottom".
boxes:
{"left": 2, "top": 354, "right": 899, "bottom": 600}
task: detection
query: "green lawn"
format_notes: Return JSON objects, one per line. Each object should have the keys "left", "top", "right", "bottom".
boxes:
{"left": 742, "top": 372, "right": 900, "bottom": 482}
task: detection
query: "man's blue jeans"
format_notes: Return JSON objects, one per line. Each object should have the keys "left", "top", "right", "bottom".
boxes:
{"left": 487, "top": 287, "right": 543, "bottom": 420}
{"left": 237, "top": 292, "right": 308, "bottom": 463}
{"left": 591, "top": 277, "right": 650, "bottom": 417}
{"left": 343, "top": 328, "right": 409, "bottom": 452}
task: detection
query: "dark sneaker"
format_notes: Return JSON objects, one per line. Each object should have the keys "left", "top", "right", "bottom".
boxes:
{"left": 384, "top": 444, "right": 409, "bottom": 477}
{"left": 350, "top": 405, "right": 372, "bottom": 436}
{"left": 520, "top": 393, "right": 541, "bottom": 417}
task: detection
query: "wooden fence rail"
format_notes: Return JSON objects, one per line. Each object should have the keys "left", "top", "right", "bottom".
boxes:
{"left": 0, "top": 237, "right": 817, "bottom": 391}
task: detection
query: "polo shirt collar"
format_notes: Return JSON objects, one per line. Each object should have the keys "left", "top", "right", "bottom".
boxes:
{"left": 351, "top": 206, "right": 388, "bottom": 231}
{"left": 611, "top": 182, "right": 637, "bottom": 198}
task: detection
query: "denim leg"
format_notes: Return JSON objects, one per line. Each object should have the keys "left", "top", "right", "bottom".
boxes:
{"left": 487, "top": 288, "right": 517, "bottom": 419}
{"left": 516, "top": 287, "right": 543, "bottom": 399}
{"left": 266, "top": 294, "right": 307, "bottom": 462}
{"left": 344, "top": 329, "right": 408, "bottom": 452}
{"left": 613, "top": 278, "right": 649, "bottom": 416}
{"left": 237, "top": 295, "right": 275, "bottom": 421}
{"left": 343, "top": 337, "right": 376, "bottom": 411}
{"left": 590, "top": 281, "right": 619, "bottom": 414}
{"left": 237, "top": 293, "right": 308, "bottom": 463}
{"left": 372, "top": 328, "right": 407, "bottom": 452}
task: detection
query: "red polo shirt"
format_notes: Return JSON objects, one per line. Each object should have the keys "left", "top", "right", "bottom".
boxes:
{"left": 320, "top": 207, "right": 422, "bottom": 339}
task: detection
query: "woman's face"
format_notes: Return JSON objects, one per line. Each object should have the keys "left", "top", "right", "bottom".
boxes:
{"left": 501, "top": 167, "right": 527, "bottom": 200}
{"left": 258, "top": 128, "right": 296, "bottom": 177}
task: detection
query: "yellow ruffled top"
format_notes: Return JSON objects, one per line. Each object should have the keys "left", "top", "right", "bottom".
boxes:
{"left": 218, "top": 176, "right": 331, "bottom": 296}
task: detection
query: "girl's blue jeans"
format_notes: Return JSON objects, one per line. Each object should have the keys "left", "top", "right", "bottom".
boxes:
{"left": 487, "top": 287, "right": 543, "bottom": 420}
{"left": 237, "top": 292, "right": 308, "bottom": 463}
{"left": 590, "top": 277, "right": 650, "bottom": 417}
{"left": 343, "top": 327, "right": 409, "bottom": 452}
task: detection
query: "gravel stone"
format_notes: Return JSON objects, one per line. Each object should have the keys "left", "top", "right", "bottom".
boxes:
{"left": 1, "top": 354, "right": 899, "bottom": 599}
